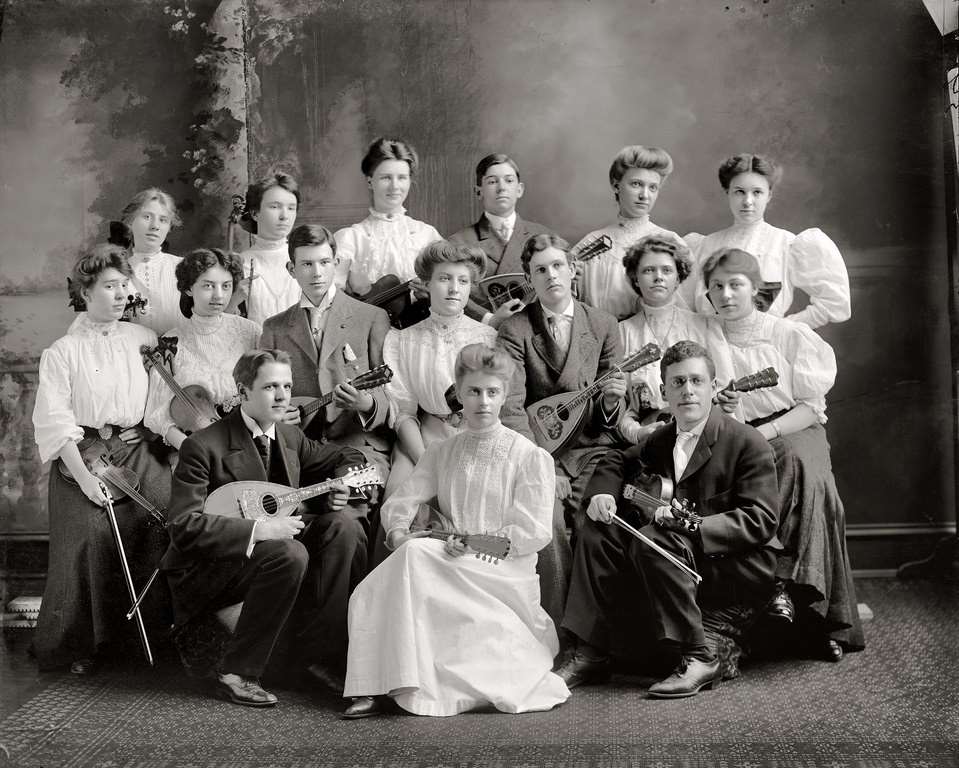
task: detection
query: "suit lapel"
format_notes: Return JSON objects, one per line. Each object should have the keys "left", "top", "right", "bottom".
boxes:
{"left": 554, "top": 303, "right": 596, "bottom": 392}
{"left": 475, "top": 215, "right": 506, "bottom": 269}
{"left": 224, "top": 409, "right": 268, "bottom": 482}
{"left": 679, "top": 408, "right": 720, "bottom": 482}
{"left": 529, "top": 302, "right": 567, "bottom": 379}
{"left": 500, "top": 215, "right": 529, "bottom": 275}
{"left": 274, "top": 425, "right": 299, "bottom": 487}
{"left": 287, "top": 303, "right": 318, "bottom": 366}
{"left": 318, "top": 292, "right": 351, "bottom": 366}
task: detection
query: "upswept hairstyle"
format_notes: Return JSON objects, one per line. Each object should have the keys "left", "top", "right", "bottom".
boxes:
{"left": 454, "top": 343, "right": 515, "bottom": 390}
{"left": 717, "top": 154, "right": 782, "bottom": 191}
{"left": 244, "top": 172, "right": 300, "bottom": 234}
{"left": 232, "top": 348, "right": 293, "bottom": 393}
{"left": 660, "top": 340, "right": 716, "bottom": 380}
{"left": 175, "top": 248, "right": 244, "bottom": 318}
{"left": 287, "top": 223, "right": 337, "bottom": 263}
{"left": 414, "top": 240, "right": 486, "bottom": 283}
{"left": 700, "top": 247, "right": 763, "bottom": 292}
{"left": 361, "top": 137, "right": 420, "bottom": 178}
{"left": 474, "top": 153, "right": 521, "bottom": 186}
{"left": 120, "top": 188, "right": 182, "bottom": 229}
{"left": 609, "top": 145, "right": 674, "bottom": 192}
{"left": 520, "top": 233, "right": 571, "bottom": 275}
{"left": 623, "top": 234, "right": 693, "bottom": 295}
{"left": 68, "top": 244, "right": 133, "bottom": 308}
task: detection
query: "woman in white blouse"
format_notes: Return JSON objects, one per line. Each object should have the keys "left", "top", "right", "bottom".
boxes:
{"left": 120, "top": 188, "right": 183, "bottom": 335}
{"left": 334, "top": 137, "right": 441, "bottom": 298}
{"left": 617, "top": 233, "right": 732, "bottom": 444}
{"left": 702, "top": 248, "right": 863, "bottom": 659}
{"left": 381, "top": 241, "right": 496, "bottom": 500}
{"left": 343, "top": 344, "right": 570, "bottom": 719}
{"left": 144, "top": 248, "right": 262, "bottom": 450}
{"left": 232, "top": 172, "right": 302, "bottom": 325}
{"left": 685, "top": 154, "right": 851, "bottom": 330}
{"left": 32, "top": 245, "right": 170, "bottom": 675}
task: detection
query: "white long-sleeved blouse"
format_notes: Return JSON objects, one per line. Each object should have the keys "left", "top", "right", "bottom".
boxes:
{"left": 239, "top": 236, "right": 300, "bottom": 326}
{"left": 128, "top": 250, "right": 183, "bottom": 336}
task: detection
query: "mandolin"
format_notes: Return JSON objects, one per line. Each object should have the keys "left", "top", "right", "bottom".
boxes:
{"left": 141, "top": 342, "right": 221, "bottom": 436}
{"left": 527, "top": 342, "right": 662, "bottom": 455}
{"left": 353, "top": 274, "right": 431, "bottom": 329}
{"left": 288, "top": 364, "right": 393, "bottom": 428}
{"left": 412, "top": 528, "right": 511, "bottom": 564}
{"left": 622, "top": 469, "right": 701, "bottom": 532}
{"left": 711, "top": 367, "right": 780, "bottom": 404}
{"left": 203, "top": 464, "right": 383, "bottom": 521}
{"left": 59, "top": 440, "right": 167, "bottom": 527}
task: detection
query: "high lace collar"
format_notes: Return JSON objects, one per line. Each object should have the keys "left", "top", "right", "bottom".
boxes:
{"left": 465, "top": 420, "right": 504, "bottom": 438}
{"left": 368, "top": 206, "right": 407, "bottom": 222}
{"left": 72, "top": 312, "right": 120, "bottom": 337}
{"left": 427, "top": 309, "right": 467, "bottom": 330}
{"left": 190, "top": 312, "right": 225, "bottom": 336}
{"left": 617, "top": 213, "right": 651, "bottom": 236}
{"left": 723, "top": 308, "right": 763, "bottom": 342}
{"left": 728, "top": 219, "right": 766, "bottom": 235}
{"left": 251, "top": 234, "right": 288, "bottom": 251}
{"left": 641, "top": 295, "right": 678, "bottom": 319}
{"left": 131, "top": 248, "right": 164, "bottom": 263}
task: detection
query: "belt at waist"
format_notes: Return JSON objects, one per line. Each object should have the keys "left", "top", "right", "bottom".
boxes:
{"left": 82, "top": 423, "right": 139, "bottom": 441}
{"left": 746, "top": 409, "right": 790, "bottom": 429}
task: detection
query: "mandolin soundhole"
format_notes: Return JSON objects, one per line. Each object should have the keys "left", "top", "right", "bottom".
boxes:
{"left": 536, "top": 405, "right": 564, "bottom": 440}
{"left": 260, "top": 494, "right": 279, "bottom": 516}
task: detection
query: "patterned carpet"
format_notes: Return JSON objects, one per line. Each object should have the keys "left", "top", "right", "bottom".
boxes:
{"left": 1, "top": 578, "right": 957, "bottom": 768}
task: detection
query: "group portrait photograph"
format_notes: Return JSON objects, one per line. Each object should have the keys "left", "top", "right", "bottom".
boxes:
{"left": 0, "top": 0, "right": 957, "bottom": 766}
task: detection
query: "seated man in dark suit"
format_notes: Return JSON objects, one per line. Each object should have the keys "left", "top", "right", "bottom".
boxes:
{"left": 557, "top": 341, "right": 781, "bottom": 698}
{"left": 161, "top": 349, "right": 366, "bottom": 707}
{"left": 449, "top": 153, "right": 552, "bottom": 328}
{"left": 496, "top": 233, "right": 627, "bottom": 632}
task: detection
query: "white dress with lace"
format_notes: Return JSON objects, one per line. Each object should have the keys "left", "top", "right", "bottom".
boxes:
{"left": 33, "top": 314, "right": 157, "bottom": 462}
{"left": 334, "top": 207, "right": 442, "bottom": 294}
{"left": 143, "top": 313, "right": 262, "bottom": 439}
{"left": 685, "top": 222, "right": 850, "bottom": 329}
{"left": 345, "top": 421, "right": 570, "bottom": 716}
{"left": 238, "top": 235, "right": 300, "bottom": 326}
{"left": 128, "top": 250, "right": 183, "bottom": 336}
{"left": 574, "top": 215, "right": 685, "bottom": 321}
{"left": 382, "top": 311, "right": 497, "bottom": 494}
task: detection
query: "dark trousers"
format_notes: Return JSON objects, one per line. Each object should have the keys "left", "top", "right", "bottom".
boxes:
{"left": 563, "top": 517, "right": 777, "bottom": 653}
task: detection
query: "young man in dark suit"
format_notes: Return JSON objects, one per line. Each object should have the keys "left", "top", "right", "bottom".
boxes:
{"left": 557, "top": 341, "right": 782, "bottom": 698}
{"left": 449, "top": 153, "right": 552, "bottom": 328}
{"left": 161, "top": 349, "right": 367, "bottom": 707}
{"left": 496, "top": 233, "right": 627, "bottom": 631}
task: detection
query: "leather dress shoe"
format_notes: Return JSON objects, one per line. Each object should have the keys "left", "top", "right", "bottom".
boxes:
{"left": 215, "top": 673, "right": 278, "bottom": 707}
{"left": 307, "top": 662, "right": 346, "bottom": 693}
{"left": 342, "top": 695, "right": 385, "bottom": 719}
{"left": 70, "top": 658, "right": 97, "bottom": 676}
{"left": 824, "top": 639, "right": 843, "bottom": 663}
{"left": 767, "top": 588, "right": 795, "bottom": 623}
{"left": 554, "top": 651, "right": 610, "bottom": 689}
{"left": 648, "top": 656, "right": 721, "bottom": 699}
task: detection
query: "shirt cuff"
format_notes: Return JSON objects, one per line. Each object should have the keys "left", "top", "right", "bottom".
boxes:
{"left": 358, "top": 398, "right": 378, "bottom": 430}
{"left": 245, "top": 522, "right": 257, "bottom": 557}
{"left": 482, "top": 311, "right": 494, "bottom": 326}
{"left": 600, "top": 399, "right": 622, "bottom": 425}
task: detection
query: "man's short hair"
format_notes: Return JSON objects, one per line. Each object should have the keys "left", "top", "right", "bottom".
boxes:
{"left": 660, "top": 340, "right": 716, "bottom": 380}
{"left": 288, "top": 224, "right": 337, "bottom": 263}
{"left": 519, "top": 233, "right": 571, "bottom": 275}
{"left": 233, "top": 349, "right": 293, "bottom": 392}
{"left": 474, "top": 153, "right": 521, "bottom": 186}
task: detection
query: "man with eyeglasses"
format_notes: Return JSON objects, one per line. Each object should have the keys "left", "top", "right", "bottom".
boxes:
{"left": 555, "top": 340, "right": 782, "bottom": 698}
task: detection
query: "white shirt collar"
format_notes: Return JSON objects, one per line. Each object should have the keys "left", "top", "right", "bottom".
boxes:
{"left": 676, "top": 412, "right": 709, "bottom": 441}
{"left": 484, "top": 211, "right": 516, "bottom": 231}
{"left": 541, "top": 299, "right": 575, "bottom": 320}
{"left": 298, "top": 283, "right": 337, "bottom": 310}
{"left": 239, "top": 407, "right": 277, "bottom": 440}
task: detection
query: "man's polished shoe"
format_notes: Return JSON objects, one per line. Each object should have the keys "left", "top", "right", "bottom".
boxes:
{"left": 307, "top": 662, "right": 346, "bottom": 693}
{"left": 554, "top": 650, "right": 611, "bottom": 689}
{"left": 824, "top": 639, "right": 843, "bottom": 663}
{"left": 767, "top": 588, "right": 795, "bottom": 623}
{"left": 648, "top": 656, "right": 721, "bottom": 699}
{"left": 215, "top": 672, "right": 278, "bottom": 708}
{"left": 342, "top": 695, "right": 385, "bottom": 719}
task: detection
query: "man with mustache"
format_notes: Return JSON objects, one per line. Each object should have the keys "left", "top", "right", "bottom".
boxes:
{"left": 556, "top": 340, "right": 782, "bottom": 697}
{"left": 496, "top": 233, "right": 627, "bottom": 634}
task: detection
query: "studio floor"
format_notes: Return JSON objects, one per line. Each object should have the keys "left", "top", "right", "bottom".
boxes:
{"left": 0, "top": 577, "right": 956, "bottom": 768}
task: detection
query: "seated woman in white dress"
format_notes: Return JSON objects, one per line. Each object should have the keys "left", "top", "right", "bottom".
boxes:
{"left": 574, "top": 145, "right": 684, "bottom": 321}
{"left": 232, "top": 172, "right": 302, "bottom": 325}
{"left": 334, "top": 137, "right": 441, "bottom": 301}
{"left": 702, "top": 248, "right": 863, "bottom": 660}
{"left": 617, "top": 234, "right": 732, "bottom": 444}
{"left": 343, "top": 343, "right": 571, "bottom": 718}
{"left": 144, "top": 248, "right": 262, "bottom": 451}
{"left": 381, "top": 240, "right": 496, "bottom": 498}
{"left": 684, "top": 154, "right": 851, "bottom": 329}
{"left": 32, "top": 245, "right": 170, "bottom": 675}
{"left": 117, "top": 188, "right": 183, "bottom": 335}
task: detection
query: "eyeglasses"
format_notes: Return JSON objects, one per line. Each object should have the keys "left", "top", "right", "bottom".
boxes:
{"left": 667, "top": 375, "right": 709, "bottom": 389}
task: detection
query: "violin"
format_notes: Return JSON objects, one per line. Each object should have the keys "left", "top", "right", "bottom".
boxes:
{"left": 353, "top": 274, "right": 430, "bottom": 329}
{"left": 622, "top": 468, "right": 702, "bottom": 532}
{"left": 59, "top": 440, "right": 167, "bottom": 527}
{"left": 141, "top": 341, "right": 220, "bottom": 436}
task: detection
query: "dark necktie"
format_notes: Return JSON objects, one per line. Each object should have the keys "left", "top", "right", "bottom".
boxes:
{"left": 255, "top": 434, "right": 271, "bottom": 475}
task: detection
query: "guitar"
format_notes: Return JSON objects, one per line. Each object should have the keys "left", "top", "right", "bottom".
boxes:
{"left": 141, "top": 342, "right": 221, "bottom": 436}
{"left": 59, "top": 440, "right": 167, "bottom": 528}
{"left": 622, "top": 470, "right": 702, "bottom": 532}
{"left": 203, "top": 464, "right": 383, "bottom": 521}
{"left": 527, "top": 342, "right": 662, "bottom": 455}
{"left": 412, "top": 528, "right": 512, "bottom": 564}
{"left": 288, "top": 364, "right": 394, "bottom": 428}
{"left": 711, "top": 367, "right": 780, "bottom": 404}
{"left": 480, "top": 235, "right": 613, "bottom": 311}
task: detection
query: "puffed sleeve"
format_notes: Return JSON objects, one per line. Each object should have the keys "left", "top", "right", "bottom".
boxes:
{"left": 681, "top": 232, "right": 707, "bottom": 312}
{"left": 779, "top": 319, "right": 837, "bottom": 423}
{"left": 381, "top": 329, "right": 418, "bottom": 431}
{"left": 496, "top": 443, "right": 555, "bottom": 557}
{"left": 143, "top": 334, "right": 179, "bottom": 441}
{"left": 333, "top": 225, "right": 362, "bottom": 290}
{"left": 786, "top": 228, "right": 851, "bottom": 329}
{"left": 33, "top": 342, "right": 84, "bottom": 463}
{"left": 380, "top": 440, "right": 440, "bottom": 538}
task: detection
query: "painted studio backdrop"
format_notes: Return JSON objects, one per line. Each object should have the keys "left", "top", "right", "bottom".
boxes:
{"left": 0, "top": 0, "right": 951, "bottom": 569}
